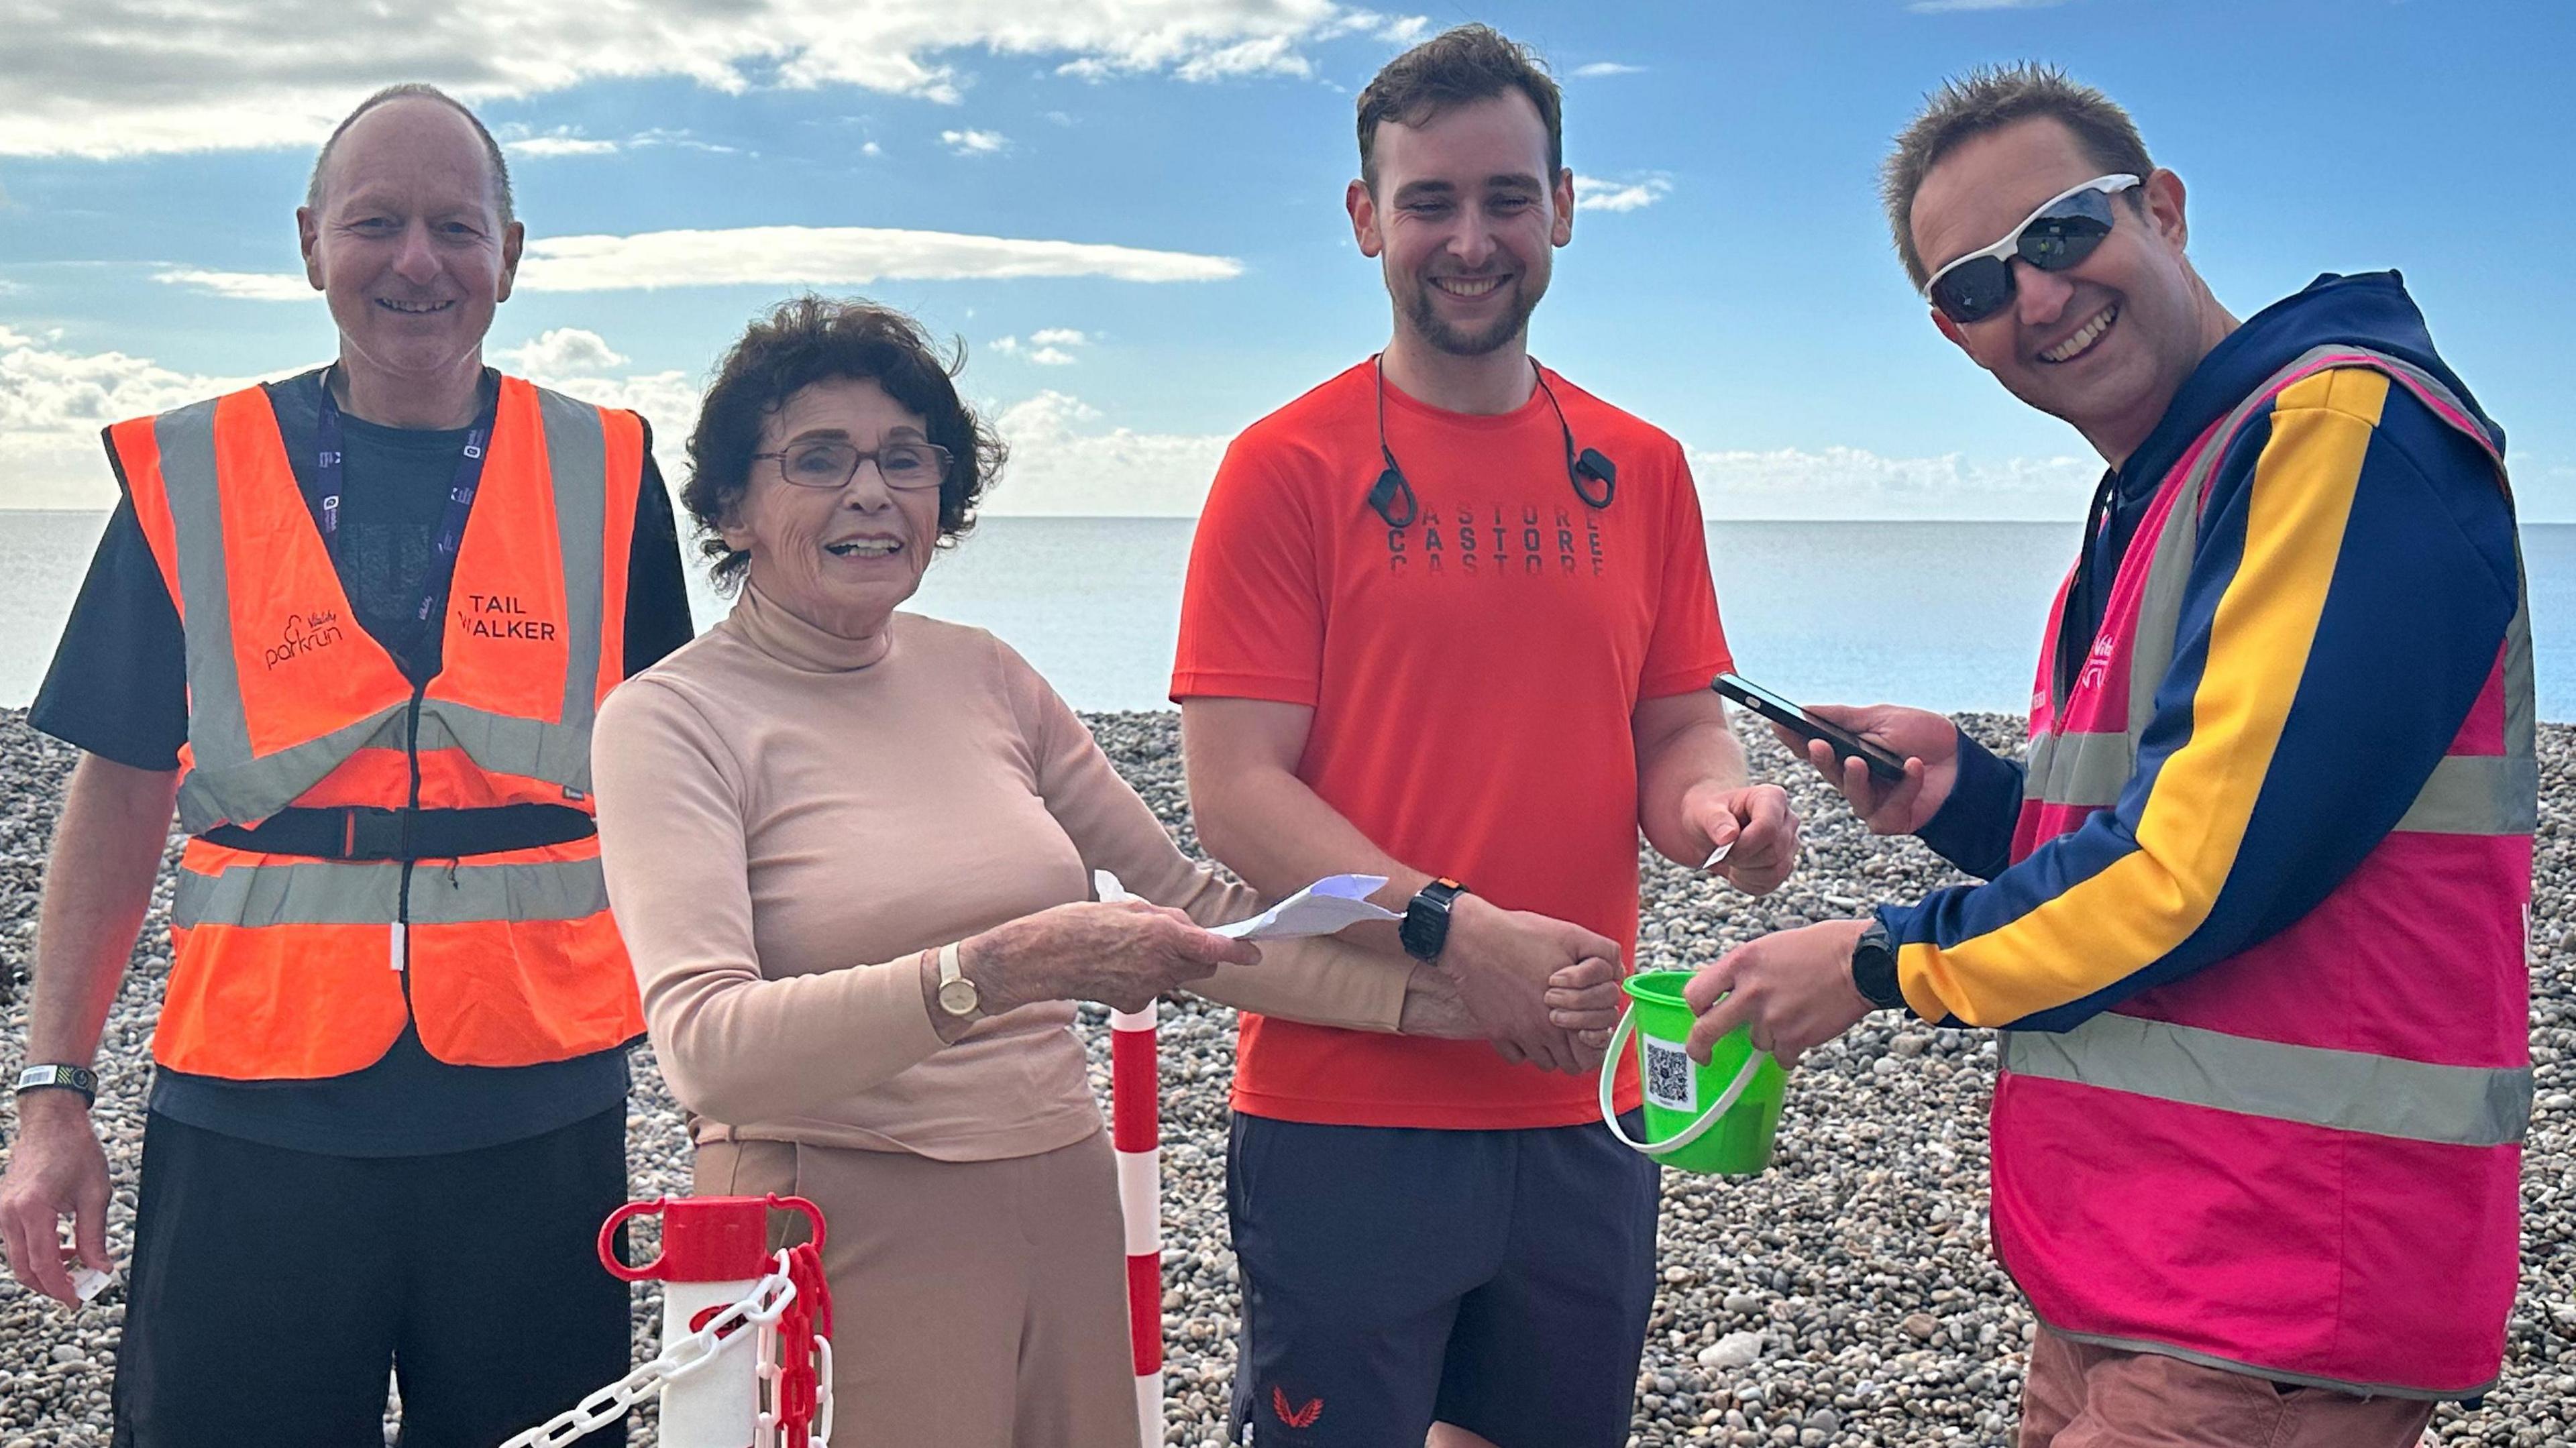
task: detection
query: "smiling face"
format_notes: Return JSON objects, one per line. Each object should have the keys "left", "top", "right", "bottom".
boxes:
{"left": 1911, "top": 117, "right": 2212, "bottom": 463}
{"left": 719, "top": 376, "right": 944, "bottom": 638}
{"left": 299, "top": 97, "right": 521, "bottom": 396}
{"left": 1350, "top": 91, "right": 1574, "bottom": 358}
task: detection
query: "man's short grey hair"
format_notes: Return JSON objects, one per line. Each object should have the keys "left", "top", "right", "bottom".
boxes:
{"left": 1880, "top": 62, "right": 2153, "bottom": 291}
{"left": 305, "top": 83, "right": 515, "bottom": 224}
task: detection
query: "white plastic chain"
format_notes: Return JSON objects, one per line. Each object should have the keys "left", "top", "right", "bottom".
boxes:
{"left": 497, "top": 1252, "right": 832, "bottom": 1448}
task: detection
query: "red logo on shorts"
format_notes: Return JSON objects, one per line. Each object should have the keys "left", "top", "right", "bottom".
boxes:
{"left": 1271, "top": 1386, "right": 1324, "bottom": 1429}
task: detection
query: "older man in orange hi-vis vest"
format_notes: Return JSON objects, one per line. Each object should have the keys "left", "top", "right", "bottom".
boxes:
{"left": 0, "top": 85, "right": 694, "bottom": 1446}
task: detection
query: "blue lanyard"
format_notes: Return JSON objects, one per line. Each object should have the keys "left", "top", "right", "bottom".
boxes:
{"left": 314, "top": 371, "right": 498, "bottom": 626}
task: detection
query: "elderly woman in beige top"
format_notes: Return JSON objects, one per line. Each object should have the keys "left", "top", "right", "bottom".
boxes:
{"left": 592, "top": 297, "right": 1624, "bottom": 1448}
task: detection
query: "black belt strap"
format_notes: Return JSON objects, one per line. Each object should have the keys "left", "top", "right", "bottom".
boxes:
{"left": 199, "top": 804, "right": 596, "bottom": 862}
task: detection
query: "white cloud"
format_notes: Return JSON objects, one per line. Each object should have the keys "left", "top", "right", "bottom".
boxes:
{"left": 156, "top": 225, "right": 1243, "bottom": 297}
{"left": 150, "top": 268, "right": 313, "bottom": 301}
{"left": 631, "top": 129, "right": 739, "bottom": 156}
{"left": 506, "top": 131, "right": 620, "bottom": 158}
{"left": 500, "top": 327, "right": 629, "bottom": 376}
{"left": 941, "top": 128, "right": 1009, "bottom": 156}
{"left": 0, "top": 327, "right": 284, "bottom": 508}
{"left": 861, "top": 141, "right": 884, "bottom": 156}
{"left": 1687, "top": 444, "right": 2101, "bottom": 521}
{"left": 1572, "top": 62, "right": 1645, "bottom": 77}
{"left": 0, "top": 1, "right": 1432, "bottom": 158}
{"left": 1574, "top": 174, "right": 1673, "bottom": 214}
{"left": 987, "top": 391, "right": 1229, "bottom": 515}
{"left": 1055, "top": 9, "right": 1419, "bottom": 84}
{"left": 993, "top": 329, "right": 1090, "bottom": 365}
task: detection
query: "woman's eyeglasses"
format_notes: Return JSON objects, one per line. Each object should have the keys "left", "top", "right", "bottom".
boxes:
{"left": 1925, "top": 174, "right": 2141, "bottom": 325}
{"left": 753, "top": 439, "right": 955, "bottom": 492}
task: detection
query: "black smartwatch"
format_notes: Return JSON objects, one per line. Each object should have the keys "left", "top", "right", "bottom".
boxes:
{"left": 1849, "top": 920, "right": 1905, "bottom": 1011}
{"left": 1400, "top": 878, "right": 1470, "bottom": 962}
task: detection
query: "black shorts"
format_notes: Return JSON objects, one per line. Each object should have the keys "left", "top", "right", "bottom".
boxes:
{"left": 1227, "top": 1111, "right": 1660, "bottom": 1448}
{"left": 111, "top": 1107, "right": 633, "bottom": 1448}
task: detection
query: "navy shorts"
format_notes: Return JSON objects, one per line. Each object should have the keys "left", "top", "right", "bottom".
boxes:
{"left": 1227, "top": 1111, "right": 1660, "bottom": 1448}
{"left": 111, "top": 1107, "right": 631, "bottom": 1448}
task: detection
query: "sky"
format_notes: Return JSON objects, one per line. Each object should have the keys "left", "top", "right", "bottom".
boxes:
{"left": 2, "top": 0, "right": 2569, "bottom": 521}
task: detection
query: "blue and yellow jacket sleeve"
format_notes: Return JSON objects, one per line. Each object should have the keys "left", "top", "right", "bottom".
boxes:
{"left": 1875, "top": 370, "right": 2520, "bottom": 1030}
{"left": 1912, "top": 729, "right": 2026, "bottom": 883}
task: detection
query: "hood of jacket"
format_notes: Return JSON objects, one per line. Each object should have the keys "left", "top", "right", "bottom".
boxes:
{"left": 2112, "top": 270, "right": 2502, "bottom": 508}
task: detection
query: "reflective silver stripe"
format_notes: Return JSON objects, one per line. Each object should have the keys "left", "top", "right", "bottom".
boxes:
{"left": 415, "top": 703, "right": 598, "bottom": 796}
{"left": 176, "top": 707, "right": 411, "bottom": 834}
{"left": 2394, "top": 753, "right": 2539, "bottom": 836}
{"left": 537, "top": 386, "right": 608, "bottom": 736}
{"left": 2003, "top": 1014, "right": 2531, "bottom": 1147}
{"left": 2125, "top": 478, "right": 2201, "bottom": 728}
{"left": 154, "top": 399, "right": 254, "bottom": 775}
{"left": 2024, "top": 730, "right": 2059, "bottom": 785}
{"left": 176, "top": 853, "right": 608, "bottom": 928}
{"left": 2032, "top": 1317, "right": 2488, "bottom": 1402}
{"left": 2030, "top": 729, "right": 2133, "bottom": 810}
{"left": 2502, "top": 577, "right": 2538, "bottom": 800}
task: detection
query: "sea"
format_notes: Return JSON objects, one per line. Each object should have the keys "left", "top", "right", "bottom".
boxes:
{"left": 5, "top": 513, "right": 2571, "bottom": 721}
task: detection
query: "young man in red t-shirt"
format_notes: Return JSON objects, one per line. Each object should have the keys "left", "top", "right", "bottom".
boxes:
{"left": 1173, "top": 26, "right": 1797, "bottom": 1448}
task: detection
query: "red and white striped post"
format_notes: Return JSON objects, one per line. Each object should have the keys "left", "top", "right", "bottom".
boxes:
{"left": 1112, "top": 998, "right": 1162, "bottom": 1448}
{"left": 1096, "top": 871, "right": 1163, "bottom": 1448}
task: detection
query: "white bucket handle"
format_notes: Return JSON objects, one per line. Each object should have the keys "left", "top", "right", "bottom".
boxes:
{"left": 1598, "top": 1003, "right": 1769, "bottom": 1158}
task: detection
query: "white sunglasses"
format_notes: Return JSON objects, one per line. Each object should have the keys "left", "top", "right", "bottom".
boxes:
{"left": 1925, "top": 174, "right": 2141, "bottom": 324}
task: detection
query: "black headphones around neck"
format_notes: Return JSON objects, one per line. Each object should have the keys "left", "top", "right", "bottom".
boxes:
{"left": 1367, "top": 354, "right": 1617, "bottom": 529}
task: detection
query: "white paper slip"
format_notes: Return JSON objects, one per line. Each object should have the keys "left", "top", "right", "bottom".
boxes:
{"left": 1213, "top": 875, "right": 1401, "bottom": 941}
{"left": 69, "top": 1265, "right": 115, "bottom": 1302}
{"left": 1702, "top": 841, "right": 1733, "bottom": 870}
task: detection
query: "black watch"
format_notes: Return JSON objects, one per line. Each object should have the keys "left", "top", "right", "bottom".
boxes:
{"left": 1399, "top": 879, "right": 1470, "bottom": 962}
{"left": 1849, "top": 920, "right": 1905, "bottom": 1011}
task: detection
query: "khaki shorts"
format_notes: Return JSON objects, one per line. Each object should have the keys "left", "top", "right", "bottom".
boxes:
{"left": 695, "top": 1129, "right": 1138, "bottom": 1448}
{"left": 2020, "top": 1324, "right": 2436, "bottom": 1448}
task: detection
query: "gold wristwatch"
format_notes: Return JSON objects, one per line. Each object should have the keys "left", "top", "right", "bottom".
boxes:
{"left": 935, "top": 942, "right": 982, "bottom": 1020}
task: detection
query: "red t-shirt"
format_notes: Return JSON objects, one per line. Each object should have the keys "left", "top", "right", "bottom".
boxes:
{"left": 1171, "top": 360, "right": 1734, "bottom": 1129}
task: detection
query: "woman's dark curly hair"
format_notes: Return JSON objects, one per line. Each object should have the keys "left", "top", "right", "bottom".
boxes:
{"left": 682, "top": 295, "right": 1006, "bottom": 592}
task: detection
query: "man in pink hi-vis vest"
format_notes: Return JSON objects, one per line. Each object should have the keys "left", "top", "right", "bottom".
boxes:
{"left": 1683, "top": 64, "right": 2532, "bottom": 1448}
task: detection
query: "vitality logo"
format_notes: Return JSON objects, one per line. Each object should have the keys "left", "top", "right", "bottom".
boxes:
{"left": 262, "top": 609, "right": 345, "bottom": 669}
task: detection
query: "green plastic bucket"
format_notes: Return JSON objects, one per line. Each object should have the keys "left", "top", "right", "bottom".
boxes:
{"left": 1599, "top": 970, "right": 1786, "bottom": 1175}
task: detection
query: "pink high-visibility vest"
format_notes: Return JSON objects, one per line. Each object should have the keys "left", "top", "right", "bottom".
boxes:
{"left": 1994, "top": 345, "right": 2534, "bottom": 1398}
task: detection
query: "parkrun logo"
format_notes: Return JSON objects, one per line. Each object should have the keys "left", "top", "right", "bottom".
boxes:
{"left": 264, "top": 609, "right": 345, "bottom": 669}
{"left": 458, "top": 592, "right": 559, "bottom": 642}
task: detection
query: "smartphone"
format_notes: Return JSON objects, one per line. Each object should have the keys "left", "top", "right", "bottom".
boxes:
{"left": 1711, "top": 673, "right": 1909, "bottom": 783}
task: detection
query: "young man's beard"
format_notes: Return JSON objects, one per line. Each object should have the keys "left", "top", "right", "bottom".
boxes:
{"left": 1405, "top": 276, "right": 1540, "bottom": 357}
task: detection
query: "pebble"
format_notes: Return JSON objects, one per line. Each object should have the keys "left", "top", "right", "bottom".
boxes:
{"left": 5, "top": 706, "right": 2574, "bottom": 1447}
{"left": 1701, "top": 1331, "right": 1764, "bottom": 1370}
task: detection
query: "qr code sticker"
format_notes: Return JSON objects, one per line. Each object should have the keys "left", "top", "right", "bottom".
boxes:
{"left": 1644, "top": 1036, "right": 1697, "bottom": 1113}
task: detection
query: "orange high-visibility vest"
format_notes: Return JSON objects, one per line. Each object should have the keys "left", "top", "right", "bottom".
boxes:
{"left": 113, "top": 376, "right": 649, "bottom": 1079}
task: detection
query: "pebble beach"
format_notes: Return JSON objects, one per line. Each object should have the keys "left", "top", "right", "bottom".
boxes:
{"left": 1, "top": 705, "right": 2571, "bottom": 1447}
